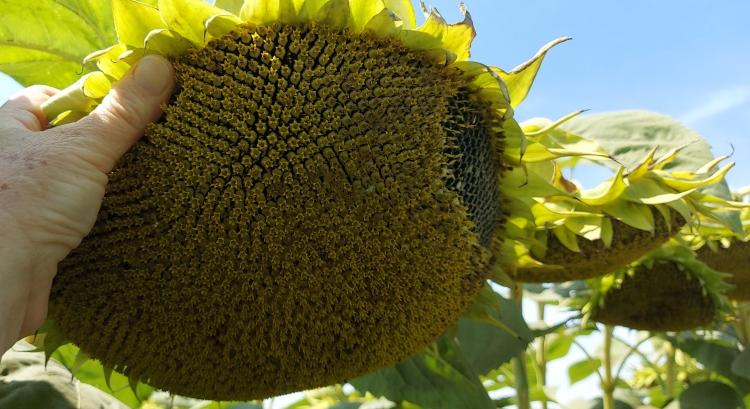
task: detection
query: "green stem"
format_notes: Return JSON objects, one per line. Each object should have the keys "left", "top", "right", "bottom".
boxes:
{"left": 665, "top": 342, "right": 676, "bottom": 400}
{"left": 736, "top": 303, "right": 750, "bottom": 347}
{"left": 602, "top": 325, "right": 616, "bottom": 409}
{"left": 512, "top": 283, "right": 531, "bottom": 409}
{"left": 536, "top": 302, "right": 549, "bottom": 409}
{"left": 611, "top": 334, "right": 665, "bottom": 391}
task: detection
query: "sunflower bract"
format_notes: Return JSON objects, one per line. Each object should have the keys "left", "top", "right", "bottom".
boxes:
{"left": 50, "top": 22, "right": 503, "bottom": 400}
{"left": 521, "top": 210, "right": 685, "bottom": 283}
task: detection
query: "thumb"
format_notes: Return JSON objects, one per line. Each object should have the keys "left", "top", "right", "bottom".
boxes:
{"left": 75, "top": 55, "right": 174, "bottom": 170}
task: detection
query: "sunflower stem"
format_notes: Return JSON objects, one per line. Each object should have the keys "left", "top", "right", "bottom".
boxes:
{"left": 665, "top": 341, "right": 676, "bottom": 400}
{"left": 536, "top": 301, "right": 549, "bottom": 409}
{"left": 735, "top": 302, "right": 750, "bottom": 346}
{"left": 602, "top": 325, "right": 616, "bottom": 409}
{"left": 511, "top": 282, "right": 531, "bottom": 409}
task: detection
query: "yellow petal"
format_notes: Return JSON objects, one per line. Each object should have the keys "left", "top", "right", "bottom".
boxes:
{"left": 406, "top": 6, "right": 475, "bottom": 62}
{"left": 364, "top": 8, "right": 402, "bottom": 37}
{"left": 214, "top": 0, "right": 244, "bottom": 15}
{"left": 552, "top": 226, "right": 581, "bottom": 252}
{"left": 625, "top": 146, "right": 657, "bottom": 179}
{"left": 240, "top": 0, "right": 302, "bottom": 25}
{"left": 696, "top": 155, "right": 731, "bottom": 175}
{"left": 205, "top": 14, "right": 243, "bottom": 40}
{"left": 565, "top": 216, "right": 604, "bottom": 241}
{"left": 348, "top": 0, "right": 385, "bottom": 32}
{"left": 650, "top": 144, "right": 688, "bottom": 170}
{"left": 658, "top": 163, "right": 734, "bottom": 191}
{"left": 621, "top": 175, "right": 694, "bottom": 205}
{"left": 316, "top": 0, "right": 351, "bottom": 27}
{"left": 383, "top": 0, "right": 416, "bottom": 29}
{"left": 84, "top": 44, "right": 131, "bottom": 79}
{"left": 580, "top": 167, "right": 629, "bottom": 206}
{"left": 494, "top": 37, "right": 571, "bottom": 108}
{"left": 82, "top": 71, "right": 112, "bottom": 99}
{"left": 144, "top": 28, "right": 193, "bottom": 56}
{"left": 158, "top": 0, "right": 228, "bottom": 46}
{"left": 601, "top": 200, "right": 654, "bottom": 232}
{"left": 113, "top": 0, "right": 165, "bottom": 47}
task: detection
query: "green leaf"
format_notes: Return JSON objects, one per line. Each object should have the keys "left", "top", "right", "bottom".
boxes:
{"left": 51, "top": 344, "right": 153, "bottom": 408}
{"left": 545, "top": 332, "right": 574, "bottom": 361}
{"left": 732, "top": 347, "right": 750, "bottom": 381}
{"left": 568, "top": 358, "right": 601, "bottom": 384}
{"left": 0, "top": 342, "right": 130, "bottom": 409}
{"left": 0, "top": 0, "right": 116, "bottom": 88}
{"left": 351, "top": 337, "right": 493, "bottom": 409}
{"left": 52, "top": 0, "right": 116, "bottom": 43}
{"left": 456, "top": 288, "right": 533, "bottom": 375}
{"left": 675, "top": 338, "right": 750, "bottom": 394}
{"left": 678, "top": 381, "right": 743, "bottom": 409}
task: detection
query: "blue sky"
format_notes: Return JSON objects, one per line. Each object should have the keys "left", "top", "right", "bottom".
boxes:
{"left": 430, "top": 0, "right": 750, "bottom": 188}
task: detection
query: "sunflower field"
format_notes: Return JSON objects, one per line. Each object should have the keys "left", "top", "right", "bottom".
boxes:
{"left": 1, "top": 0, "right": 749, "bottom": 408}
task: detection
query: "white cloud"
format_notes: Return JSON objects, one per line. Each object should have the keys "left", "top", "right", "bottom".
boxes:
{"left": 680, "top": 85, "right": 750, "bottom": 126}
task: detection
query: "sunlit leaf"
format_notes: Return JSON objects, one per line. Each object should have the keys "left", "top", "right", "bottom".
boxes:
{"left": 568, "top": 358, "right": 601, "bottom": 384}
{"left": 457, "top": 287, "right": 533, "bottom": 375}
{"left": 678, "top": 381, "right": 743, "bottom": 409}
{"left": 351, "top": 337, "right": 493, "bottom": 409}
{"left": 0, "top": 0, "right": 116, "bottom": 88}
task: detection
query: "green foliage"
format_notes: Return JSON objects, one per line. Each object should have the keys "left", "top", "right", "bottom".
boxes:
{"left": 673, "top": 336, "right": 750, "bottom": 394}
{"left": 456, "top": 288, "right": 534, "bottom": 374}
{"left": 0, "top": 0, "right": 117, "bottom": 88}
{"left": 568, "top": 358, "right": 602, "bottom": 385}
{"left": 350, "top": 337, "right": 493, "bottom": 409}
{"left": 51, "top": 344, "right": 153, "bottom": 408}
{"left": 676, "top": 381, "right": 743, "bottom": 409}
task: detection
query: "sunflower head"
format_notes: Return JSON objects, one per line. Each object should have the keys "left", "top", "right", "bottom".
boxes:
{"left": 586, "top": 242, "right": 730, "bottom": 332}
{"left": 686, "top": 188, "right": 750, "bottom": 300}
{"left": 28, "top": 0, "right": 566, "bottom": 400}
{"left": 501, "top": 120, "right": 740, "bottom": 283}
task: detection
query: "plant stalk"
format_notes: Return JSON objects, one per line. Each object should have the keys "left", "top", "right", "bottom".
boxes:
{"left": 536, "top": 302, "right": 549, "bottom": 409}
{"left": 665, "top": 341, "right": 676, "bottom": 400}
{"left": 512, "top": 282, "right": 531, "bottom": 409}
{"left": 602, "top": 325, "right": 616, "bottom": 409}
{"left": 736, "top": 302, "right": 750, "bottom": 347}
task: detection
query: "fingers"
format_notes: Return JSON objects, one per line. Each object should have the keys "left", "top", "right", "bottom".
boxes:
{"left": 18, "top": 278, "right": 52, "bottom": 338}
{"left": 0, "top": 85, "right": 58, "bottom": 132}
{"left": 72, "top": 55, "right": 175, "bottom": 172}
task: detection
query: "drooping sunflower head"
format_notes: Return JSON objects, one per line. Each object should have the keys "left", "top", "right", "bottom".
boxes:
{"left": 585, "top": 242, "right": 730, "bottom": 332}
{"left": 36, "top": 0, "right": 560, "bottom": 401}
{"left": 500, "top": 118, "right": 740, "bottom": 283}
{"left": 685, "top": 188, "right": 750, "bottom": 300}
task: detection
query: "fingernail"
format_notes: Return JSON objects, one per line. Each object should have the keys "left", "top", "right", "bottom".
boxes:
{"left": 132, "top": 55, "right": 173, "bottom": 96}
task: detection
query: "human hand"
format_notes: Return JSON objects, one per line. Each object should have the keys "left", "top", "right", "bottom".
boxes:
{"left": 0, "top": 55, "right": 175, "bottom": 352}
